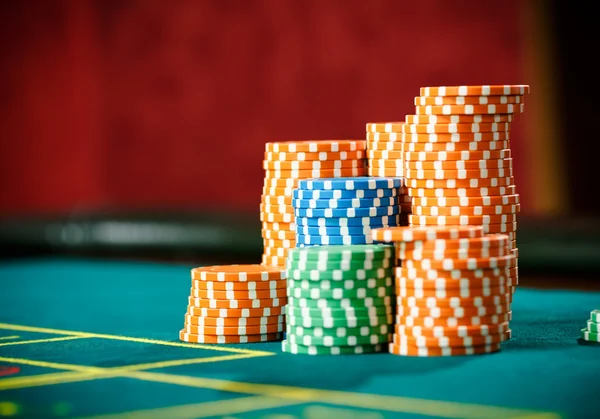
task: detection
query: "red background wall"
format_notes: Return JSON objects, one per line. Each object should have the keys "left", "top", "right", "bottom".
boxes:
{"left": 0, "top": 0, "right": 532, "bottom": 217}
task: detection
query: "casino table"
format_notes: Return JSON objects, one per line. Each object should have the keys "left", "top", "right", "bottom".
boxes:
{"left": 1, "top": 256, "right": 599, "bottom": 419}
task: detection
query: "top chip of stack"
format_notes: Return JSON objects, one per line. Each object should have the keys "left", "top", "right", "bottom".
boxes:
{"left": 261, "top": 140, "right": 368, "bottom": 268}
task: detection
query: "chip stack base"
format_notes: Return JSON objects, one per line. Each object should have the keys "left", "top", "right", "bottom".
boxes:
{"left": 180, "top": 265, "right": 287, "bottom": 344}
{"left": 282, "top": 244, "right": 396, "bottom": 355}
{"left": 372, "top": 226, "right": 514, "bottom": 356}
{"left": 261, "top": 140, "right": 368, "bottom": 268}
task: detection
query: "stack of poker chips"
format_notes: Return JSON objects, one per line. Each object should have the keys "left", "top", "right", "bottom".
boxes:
{"left": 293, "top": 177, "right": 403, "bottom": 247}
{"left": 371, "top": 226, "right": 515, "bottom": 356}
{"left": 402, "top": 84, "right": 530, "bottom": 297}
{"left": 180, "top": 265, "right": 286, "bottom": 343}
{"left": 578, "top": 309, "right": 600, "bottom": 346}
{"left": 282, "top": 244, "right": 395, "bottom": 355}
{"left": 365, "top": 122, "right": 411, "bottom": 226}
{"left": 261, "top": 140, "right": 367, "bottom": 268}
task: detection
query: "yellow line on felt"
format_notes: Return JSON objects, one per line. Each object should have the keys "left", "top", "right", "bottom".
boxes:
{"left": 0, "top": 356, "right": 561, "bottom": 418}
{"left": 0, "top": 336, "right": 19, "bottom": 341}
{"left": 0, "top": 323, "right": 273, "bottom": 356}
{"left": 72, "top": 396, "right": 303, "bottom": 419}
{"left": 0, "top": 371, "right": 103, "bottom": 391}
{"left": 0, "top": 335, "right": 86, "bottom": 347}
{"left": 117, "top": 352, "right": 272, "bottom": 371}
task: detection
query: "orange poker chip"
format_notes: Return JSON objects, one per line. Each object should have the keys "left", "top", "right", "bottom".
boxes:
{"left": 369, "top": 158, "right": 405, "bottom": 169}
{"left": 398, "top": 246, "right": 509, "bottom": 261}
{"left": 263, "top": 246, "right": 291, "bottom": 257}
{"left": 408, "top": 213, "right": 517, "bottom": 226}
{"left": 411, "top": 194, "right": 520, "bottom": 207}
{"left": 404, "top": 141, "right": 511, "bottom": 153}
{"left": 405, "top": 158, "right": 513, "bottom": 171}
{"left": 393, "top": 332, "right": 507, "bottom": 348}
{"left": 396, "top": 321, "right": 510, "bottom": 338}
{"left": 189, "top": 287, "right": 288, "bottom": 300}
{"left": 415, "top": 103, "right": 524, "bottom": 115}
{"left": 396, "top": 265, "right": 511, "bottom": 280}
{"left": 388, "top": 341, "right": 502, "bottom": 356}
{"left": 402, "top": 255, "right": 517, "bottom": 271}
{"left": 179, "top": 330, "right": 283, "bottom": 344}
{"left": 262, "top": 221, "right": 296, "bottom": 232}
{"left": 396, "top": 235, "right": 510, "bottom": 251}
{"left": 402, "top": 122, "right": 511, "bottom": 134}
{"left": 367, "top": 167, "right": 404, "bottom": 177}
{"left": 396, "top": 285, "right": 511, "bottom": 300}
{"left": 191, "top": 264, "right": 285, "bottom": 282}
{"left": 482, "top": 222, "right": 518, "bottom": 234}
{"left": 407, "top": 185, "right": 516, "bottom": 198}
{"left": 183, "top": 322, "right": 285, "bottom": 336}
{"left": 366, "top": 141, "right": 403, "bottom": 152}
{"left": 263, "top": 238, "right": 295, "bottom": 249}
{"left": 366, "top": 122, "right": 405, "bottom": 133}
{"left": 265, "top": 140, "right": 366, "bottom": 153}
{"left": 261, "top": 194, "right": 293, "bottom": 206}
{"left": 396, "top": 311, "right": 512, "bottom": 327}
{"left": 407, "top": 177, "right": 514, "bottom": 189}
{"left": 261, "top": 254, "right": 286, "bottom": 268}
{"left": 397, "top": 303, "right": 510, "bottom": 319}
{"left": 395, "top": 278, "right": 512, "bottom": 295}
{"left": 412, "top": 203, "right": 520, "bottom": 216}
{"left": 414, "top": 95, "right": 523, "bottom": 106}
{"left": 366, "top": 132, "right": 402, "bottom": 142}
{"left": 184, "top": 314, "right": 285, "bottom": 327}
{"left": 188, "top": 296, "right": 286, "bottom": 309}
{"left": 367, "top": 150, "right": 403, "bottom": 160}
{"left": 512, "top": 248, "right": 519, "bottom": 258}
{"left": 401, "top": 132, "right": 510, "bottom": 144}
{"left": 187, "top": 305, "right": 285, "bottom": 318}
{"left": 262, "top": 186, "right": 296, "bottom": 197}
{"left": 260, "top": 212, "right": 295, "bottom": 224}
{"left": 263, "top": 178, "right": 300, "bottom": 189}
{"left": 261, "top": 229, "right": 296, "bottom": 241}
{"left": 372, "top": 225, "right": 484, "bottom": 242}
{"left": 259, "top": 203, "right": 294, "bottom": 215}
{"left": 405, "top": 167, "right": 513, "bottom": 180}
{"left": 262, "top": 159, "right": 365, "bottom": 171}
{"left": 406, "top": 114, "right": 514, "bottom": 124}
{"left": 397, "top": 293, "right": 512, "bottom": 309}
{"left": 420, "top": 85, "right": 530, "bottom": 97}
{"left": 264, "top": 166, "right": 367, "bottom": 179}
{"left": 264, "top": 149, "right": 366, "bottom": 162}
{"left": 404, "top": 149, "right": 511, "bottom": 161}
{"left": 192, "top": 279, "right": 286, "bottom": 291}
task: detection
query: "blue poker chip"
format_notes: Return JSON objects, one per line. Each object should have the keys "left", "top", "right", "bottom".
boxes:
{"left": 297, "top": 176, "right": 403, "bottom": 191}
{"left": 295, "top": 215, "right": 400, "bottom": 227}
{"left": 293, "top": 188, "right": 398, "bottom": 200}
{"left": 295, "top": 206, "right": 400, "bottom": 219}
{"left": 296, "top": 224, "right": 380, "bottom": 236}
{"left": 296, "top": 234, "right": 372, "bottom": 246}
{"left": 292, "top": 196, "right": 399, "bottom": 209}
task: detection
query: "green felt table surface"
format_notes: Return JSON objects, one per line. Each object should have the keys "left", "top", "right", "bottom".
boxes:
{"left": 1, "top": 257, "right": 599, "bottom": 419}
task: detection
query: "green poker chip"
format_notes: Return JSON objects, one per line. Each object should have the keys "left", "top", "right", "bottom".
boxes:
{"left": 287, "top": 267, "right": 394, "bottom": 281}
{"left": 287, "top": 324, "right": 391, "bottom": 338}
{"left": 288, "top": 244, "right": 394, "bottom": 262}
{"left": 281, "top": 340, "right": 385, "bottom": 355}
{"left": 587, "top": 320, "right": 600, "bottom": 333}
{"left": 287, "top": 331, "right": 391, "bottom": 347}
{"left": 287, "top": 295, "right": 392, "bottom": 309}
{"left": 287, "top": 257, "right": 394, "bottom": 272}
{"left": 581, "top": 328, "right": 600, "bottom": 342}
{"left": 590, "top": 309, "right": 600, "bottom": 323}
{"left": 287, "top": 285, "right": 393, "bottom": 300}
{"left": 285, "top": 313, "right": 393, "bottom": 328}
{"left": 287, "top": 276, "right": 393, "bottom": 291}
{"left": 285, "top": 304, "right": 392, "bottom": 318}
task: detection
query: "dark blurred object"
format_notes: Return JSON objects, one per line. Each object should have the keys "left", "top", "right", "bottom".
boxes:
{"left": 1, "top": 212, "right": 599, "bottom": 273}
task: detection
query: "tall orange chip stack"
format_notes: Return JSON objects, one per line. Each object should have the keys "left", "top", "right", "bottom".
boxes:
{"left": 365, "top": 123, "right": 411, "bottom": 226}
{"left": 401, "top": 85, "right": 529, "bottom": 300}
{"left": 260, "top": 140, "right": 368, "bottom": 268}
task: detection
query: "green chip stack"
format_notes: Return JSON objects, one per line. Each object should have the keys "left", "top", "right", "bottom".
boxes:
{"left": 282, "top": 244, "right": 396, "bottom": 355}
{"left": 579, "top": 309, "right": 600, "bottom": 346}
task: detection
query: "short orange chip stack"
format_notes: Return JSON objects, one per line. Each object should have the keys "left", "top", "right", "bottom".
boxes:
{"left": 371, "top": 226, "right": 516, "bottom": 356}
{"left": 402, "top": 85, "right": 530, "bottom": 297}
{"left": 365, "top": 123, "right": 411, "bottom": 226}
{"left": 180, "top": 265, "right": 287, "bottom": 343}
{"left": 261, "top": 140, "right": 368, "bottom": 268}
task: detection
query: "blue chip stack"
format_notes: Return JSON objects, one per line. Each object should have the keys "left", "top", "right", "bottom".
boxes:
{"left": 293, "top": 176, "right": 404, "bottom": 247}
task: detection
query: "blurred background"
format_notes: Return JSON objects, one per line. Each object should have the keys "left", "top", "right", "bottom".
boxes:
{"left": 0, "top": 0, "right": 598, "bottom": 283}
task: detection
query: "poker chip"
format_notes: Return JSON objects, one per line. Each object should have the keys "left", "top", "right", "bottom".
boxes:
{"left": 295, "top": 215, "right": 400, "bottom": 227}
{"left": 286, "top": 313, "right": 393, "bottom": 328}
{"left": 298, "top": 176, "right": 403, "bottom": 191}
{"left": 414, "top": 95, "right": 522, "bottom": 106}
{"left": 420, "top": 85, "right": 530, "bottom": 97}
{"left": 408, "top": 213, "right": 517, "bottom": 226}
{"left": 578, "top": 310, "right": 600, "bottom": 345}
{"left": 265, "top": 140, "right": 366, "bottom": 153}
{"left": 281, "top": 340, "right": 385, "bottom": 355}
{"left": 296, "top": 224, "right": 383, "bottom": 237}
{"left": 179, "top": 330, "right": 284, "bottom": 344}
{"left": 403, "top": 139, "right": 510, "bottom": 151}
{"left": 407, "top": 185, "right": 516, "bottom": 198}
{"left": 412, "top": 203, "right": 520, "bottom": 216}
{"left": 406, "top": 167, "right": 513, "bottom": 180}
{"left": 292, "top": 196, "right": 399, "bottom": 209}
{"left": 264, "top": 150, "right": 366, "bottom": 162}
{"left": 404, "top": 149, "right": 511, "bottom": 161}
{"left": 293, "top": 188, "right": 398, "bottom": 200}
{"left": 405, "top": 158, "right": 513, "bottom": 170}
{"left": 415, "top": 103, "right": 524, "bottom": 115}
{"left": 296, "top": 234, "right": 373, "bottom": 246}
{"left": 405, "top": 114, "right": 514, "bottom": 124}
{"left": 289, "top": 244, "right": 394, "bottom": 262}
